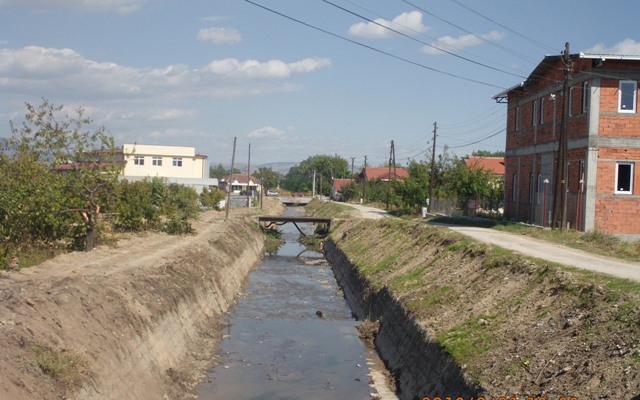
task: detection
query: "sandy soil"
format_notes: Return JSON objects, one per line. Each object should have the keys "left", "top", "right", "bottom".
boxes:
{"left": 0, "top": 199, "right": 283, "bottom": 399}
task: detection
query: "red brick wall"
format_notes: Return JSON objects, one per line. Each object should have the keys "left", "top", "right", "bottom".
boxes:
{"left": 595, "top": 148, "right": 640, "bottom": 234}
{"left": 504, "top": 57, "right": 640, "bottom": 234}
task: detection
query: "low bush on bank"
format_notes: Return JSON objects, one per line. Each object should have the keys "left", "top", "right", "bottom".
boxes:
{"left": 34, "top": 345, "right": 94, "bottom": 390}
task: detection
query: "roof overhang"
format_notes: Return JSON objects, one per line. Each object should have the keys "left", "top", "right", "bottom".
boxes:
{"left": 492, "top": 82, "right": 524, "bottom": 103}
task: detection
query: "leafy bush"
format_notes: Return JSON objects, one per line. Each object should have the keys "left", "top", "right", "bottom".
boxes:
{"left": 200, "top": 187, "right": 226, "bottom": 209}
{"left": 113, "top": 180, "right": 158, "bottom": 231}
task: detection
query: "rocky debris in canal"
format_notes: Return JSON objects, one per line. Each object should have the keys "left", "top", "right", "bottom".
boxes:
{"left": 298, "top": 256, "right": 329, "bottom": 266}
{"left": 356, "top": 319, "right": 380, "bottom": 348}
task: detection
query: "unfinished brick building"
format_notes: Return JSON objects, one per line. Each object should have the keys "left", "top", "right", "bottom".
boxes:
{"left": 494, "top": 52, "right": 640, "bottom": 235}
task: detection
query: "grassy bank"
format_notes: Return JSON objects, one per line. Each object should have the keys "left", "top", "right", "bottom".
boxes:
{"left": 308, "top": 201, "right": 640, "bottom": 398}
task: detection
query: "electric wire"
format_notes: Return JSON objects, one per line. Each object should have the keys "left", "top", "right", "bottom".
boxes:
{"left": 321, "top": 0, "right": 525, "bottom": 79}
{"left": 439, "top": 115, "right": 505, "bottom": 138}
{"left": 340, "top": 0, "right": 530, "bottom": 76}
{"left": 446, "top": 128, "right": 504, "bottom": 149}
{"left": 447, "top": 0, "right": 557, "bottom": 53}
{"left": 245, "top": 0, "right": 506, "bottom": 89}
{"left": 400, "top": 0, "right": 540, "bottom": 65}
{"left": 437, "top": 104, "right": 504, "bottom": 129}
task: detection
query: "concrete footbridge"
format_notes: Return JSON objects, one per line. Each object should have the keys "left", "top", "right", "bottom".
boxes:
{"left": 278, "top": 196, "right": 312, "bottom": 206}
{"left": 258, "top": 216, "right": 331, "bottom": 236}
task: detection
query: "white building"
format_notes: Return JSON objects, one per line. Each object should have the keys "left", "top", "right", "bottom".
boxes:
{"left": 117, "top": 144, "right": 218, "bottom": 193}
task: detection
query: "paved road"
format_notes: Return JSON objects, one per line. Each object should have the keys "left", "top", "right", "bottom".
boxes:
{"left": 345, "top": 202, "right": 640, "bottom": 282}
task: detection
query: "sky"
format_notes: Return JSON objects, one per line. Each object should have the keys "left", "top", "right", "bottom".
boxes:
{"left": 1, "top": 0, "right": 640, "bottom": 170}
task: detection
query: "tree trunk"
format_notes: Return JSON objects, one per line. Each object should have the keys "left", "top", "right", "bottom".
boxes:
{"left": 85, "top": 226, "right": 98, "bottom": 251}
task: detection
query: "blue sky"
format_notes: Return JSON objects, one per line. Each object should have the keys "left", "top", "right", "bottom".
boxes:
{"left": 1, "top": 0, "right": 639, "bottom": 169}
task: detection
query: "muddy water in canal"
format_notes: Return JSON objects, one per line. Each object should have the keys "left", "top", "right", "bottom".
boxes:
{"left": 196, "top": 210, "right": 391, "bottom": 399}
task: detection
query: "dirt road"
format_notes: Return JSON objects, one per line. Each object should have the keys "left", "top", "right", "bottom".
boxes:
{"left": 346, "top": 202, "right": 640, "bottom": 282}
{"left": 444, "top": 225, "right": 640, "bottom": 282}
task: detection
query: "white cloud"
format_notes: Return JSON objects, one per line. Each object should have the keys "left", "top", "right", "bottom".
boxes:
{"left": 583, "top": 39, "right": 640, "bottom": 55}
{"left": 0, "top": 0, "right": 152, "bottom": 14}
{"left": 248, "top": 126, "right": 286, "bottom": 139}
{"left": 421, "top": 31, "right": 506, "bottom": 55}
{"left": 348, "top": 11, "right": 427, "bottom": 39}
{"left": 203, "top": 58, "right": 331, "bottom": 79}
{"left": 148, "top": 108, "right": 198, "bottom": 121}
{"left": 196, "top": 28, "right": 242, "bottom": 44}
{"left": 0, "top": 46, "right": 328, "bottom": 99}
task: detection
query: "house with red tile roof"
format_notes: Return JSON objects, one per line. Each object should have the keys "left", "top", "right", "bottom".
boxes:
{"left": 463, "top": 156, "right": 505, "bottom": 177}
{"left": 219, "top": 175, "right": 262, "bottom": 195}
{"left": 358, "top": 167, "right": 409, "bottom": 182}
{"left": 330, "top": 178, "right": 354, "bottom": 201}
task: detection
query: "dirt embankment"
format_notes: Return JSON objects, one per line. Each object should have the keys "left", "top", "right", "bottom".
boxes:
{"left": 0, "top": 200, "right": 283, "bottom": 400}
{"left": 324, "top": 217, "right": 640, "bottom": 400}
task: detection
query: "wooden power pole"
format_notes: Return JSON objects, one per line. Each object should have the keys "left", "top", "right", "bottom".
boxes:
{"left": 428, "top": 122, "right": 437, "bottom": 213}
{"left": 225, "top": 137, "right": 237, "bottom": 221}
{"left": 552, "top": 42, "right": 572, "bottom": 230}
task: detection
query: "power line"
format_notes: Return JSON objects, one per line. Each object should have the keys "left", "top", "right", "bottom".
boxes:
{"left": 245, "top": 0, "right": 506, "bottom": 89}
{"left": 447, "top": 0, "right": 557, "bottom": 53}
{"left": 439, "top": 114, "right": 505, "bottom": 137}
{"left": 400, "top": 0, "right": 540, "bottom": 65}
{"left": 321, "top": 0, "right": 525, "bottom": 79}
{"left": 446, "top": 128, "right": 504, "bottom": 149}
{"left": 343, "top": 0, "right": 528, "bottom": 75}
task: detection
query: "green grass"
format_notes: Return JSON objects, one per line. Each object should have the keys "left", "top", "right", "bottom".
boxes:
{"left": 437, "top": 315, "right": 496, "bottom": 364}
{"left": 34, "top": 345, "right": 93, "bottom": 390}
{"left": 420, "top": 285, "right": 454, "bottom": 307}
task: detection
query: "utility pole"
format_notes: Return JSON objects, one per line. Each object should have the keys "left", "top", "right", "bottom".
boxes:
{"left": 428, "top": 122, "right": 437, "bottom": 213}
{"left": 225, "top": 137, "right": 237, "bottom": 221}
{"left": 362, "top": 155, "right": 367, "bottom": 203}
{"left": 312, "top": 170, "right": 316, "bottom": 197}
{"left": 552, "top": 42, "right": 572, "bottom": 230}
{"left": 386, "top": 140, "right": 394, "bottom": 210}
{"left": 351, "top": 157, "right": 355, "bottom": 176}
{"left": 246, "top": 143, "right": 251, "bottom": 208}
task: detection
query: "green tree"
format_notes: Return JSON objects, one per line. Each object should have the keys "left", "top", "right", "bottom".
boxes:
{"left": 4, "top": 99, "right": 121, "bottom": 251}
{"left": 471, "top": 150, "right": 505, "bottom": 157}
{"left": 282, "top": 155, "right": 349, "bottom": 195}
{"left": 444, "top": 159, "right": 495, "bottom": 215}
{"left": 340, "top": 181, "right": 359, "bottom": 202}
{"left": 255, "top": 166, "right": 281, "bottom": 191}
{"left": 395, "top": 160, "right": 430, "bottom": 212}
{"left": 209, "top": 163, "right": 241, "bottom": 179}
{"left": 200, "top": 187, "right": 226, "bottom": 210}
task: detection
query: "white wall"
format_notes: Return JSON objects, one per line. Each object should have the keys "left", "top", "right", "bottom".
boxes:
{"left": 122, "top": 144, "right": 206, "bottom": 179}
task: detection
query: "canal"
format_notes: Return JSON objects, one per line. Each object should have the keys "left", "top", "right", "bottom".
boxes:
{"left": 196, "top": 209, "right": 394, "bottom": 399}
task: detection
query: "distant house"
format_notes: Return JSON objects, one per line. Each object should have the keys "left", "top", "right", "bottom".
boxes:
{"left": 331, "top": 178, "right": 353, "bottom": 201}
{"left": 357, "top": 167, "right": 409, "bottom": 182}
{"left": 116, "top": 143, "right": 218, "bottom": 194}
{"left": 494, "top": 52, "right": 640, "bottom": 234}
{"left": 463, "top": 156, "right": 505, "bottom": 178}
{"left": 219, "top": 175, "right": 262, "bottom": 195}
{"left": 463, "top": 156, "right": 505, "bottom": 214}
